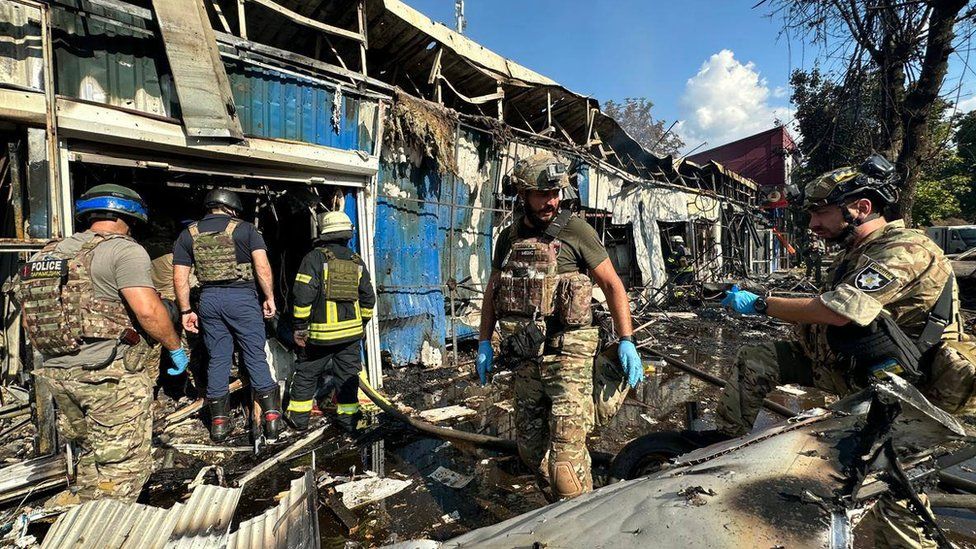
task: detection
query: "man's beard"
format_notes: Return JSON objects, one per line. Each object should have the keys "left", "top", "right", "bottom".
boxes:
{"left": 525, "top": 204, "right": 557, "bottom": 227}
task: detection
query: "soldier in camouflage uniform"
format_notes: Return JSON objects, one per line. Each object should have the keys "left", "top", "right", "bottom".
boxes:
{"left": 17, "top": 185, "right": 188, "bottom": 503}
{"left": 717, "top": 155, "right": 971, "bottom": 548}
{"left": 477, "top": 153, "right": 643, "bottom": 500}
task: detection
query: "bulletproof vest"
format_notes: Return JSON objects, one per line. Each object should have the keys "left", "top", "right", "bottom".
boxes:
{"left": 189, "top": 219, "right": 254, "bottom": 283}
{"left": 495, "top": 210, "right": 593, "bottom": 327}
{"left": 16, "top": 233, "right": 135, "bottom": 356}
{"left": 321, "top": 248, "right": 361, "bottom": 302}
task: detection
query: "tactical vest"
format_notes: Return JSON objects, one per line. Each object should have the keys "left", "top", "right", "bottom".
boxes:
{"left": 308, "top": 248, "right": 365, "bottom": 344}
{"left": 495, "top": 211, "right": 593, "bottom": 329}
{"left": 189, "top": 219, "right": 254, "bottom": 283}
{"left": 17, "top": 233, "right": 135, "bottom": 356}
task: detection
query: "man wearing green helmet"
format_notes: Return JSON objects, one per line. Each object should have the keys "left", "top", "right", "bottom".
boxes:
{"left": 478, "top": 151, "right": 641, "bottom": 501}
{"left": 286, "top": 210, "right": 375, "bottom": 432}
{"left": 717, "top": 154, "right": 974, "bottom": 546}
{"left": 16, "top": 184, "right": 188, "bottom": 503}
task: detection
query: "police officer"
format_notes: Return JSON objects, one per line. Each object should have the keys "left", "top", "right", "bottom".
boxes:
{"left": 716, "top": 155, "right": 966, "bottom": 547}
{"left": 17, "top": 184, "right": 189, "bottom": 503}
{"left": 477, "top": 152, "right": 643, "bottom": 501}
{"left": 286, "top": 211, "right": 375, "bottom": 432}
{"left": 173, "top": 189, "right": 280, "bottom": 442}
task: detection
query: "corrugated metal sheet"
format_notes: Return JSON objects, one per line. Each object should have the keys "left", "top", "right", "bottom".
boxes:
{"left": 167, "top": 483, "right": 240, "bottom": 547}
{"left": 41, "top": 482, "right": 241, "bottom": 549}
{"left": 40, "top": 499, "right": 182, "bottom": 549}
{"left": 375, "top": 128, "right": 496, "bottom": 365}
{"left": 52, "top": 1, "right": 179, "bottom": 117}
{"left": 0, "top": 0, "right": 44, "bottom": 91}
{"left": 226, "top": 61, "right": 378, "bottom": 153}
{"left": 40, "top": 470, "right": 318, "bottom": 548}
{"left": 226, "top": 470, "right": 318, "bottom": 549}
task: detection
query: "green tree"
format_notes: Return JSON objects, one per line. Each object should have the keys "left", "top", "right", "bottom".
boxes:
{"left": 603, "top": 98, "right": 685, "bottom": 158}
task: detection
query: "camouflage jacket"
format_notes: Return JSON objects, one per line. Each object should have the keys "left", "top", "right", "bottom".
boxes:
{"left": 795, "top": 220, "right": 961, "bottom": 393}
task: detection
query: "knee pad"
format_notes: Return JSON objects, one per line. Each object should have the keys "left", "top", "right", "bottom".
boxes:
{"left": 550, "top": 460, "right": 584, "bottom": 499}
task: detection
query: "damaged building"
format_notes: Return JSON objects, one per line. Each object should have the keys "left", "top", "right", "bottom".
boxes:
{"left": 0, "top": 0, "right": 900, "bottom": 546}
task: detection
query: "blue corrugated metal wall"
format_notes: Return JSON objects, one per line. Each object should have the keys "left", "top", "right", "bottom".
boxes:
{"left": 375, "top": 128, "right": 496, "bottom": 365}
{"left": 226, "top": 62, "right": 376, "bottom": 153}
{"left": 375, "top": 159, "right": 447, "bottom": 366}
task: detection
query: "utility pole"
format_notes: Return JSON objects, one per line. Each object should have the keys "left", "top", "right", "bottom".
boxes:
{"left": 455, "top": 0, "right": 466, "bottom": 34}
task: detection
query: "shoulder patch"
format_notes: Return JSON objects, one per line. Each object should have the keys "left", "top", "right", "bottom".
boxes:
{"left": 853, "top": 262, "right": 895, "bottom": 292}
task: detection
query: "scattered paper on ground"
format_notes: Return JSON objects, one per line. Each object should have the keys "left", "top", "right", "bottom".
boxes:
{"left": 429, "top": 466, "right": 473, "bottom": 489}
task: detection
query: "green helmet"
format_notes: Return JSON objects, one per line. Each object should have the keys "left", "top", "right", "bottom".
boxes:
{"left": 511, "top": 152, "right": 570, "bottom": 192}
{"left": 75, "top": 184, "right": 148, "bottom": 224}
{"left": 802, "top": 154, "right": 899, "bottom": 211}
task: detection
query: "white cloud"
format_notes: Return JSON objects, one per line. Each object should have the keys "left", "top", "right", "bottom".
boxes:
{"left": 675, "top": 50, "right": 792, "bottom": 154}
{"left": 957, "top": 95, "right": 976, "bottom": 113}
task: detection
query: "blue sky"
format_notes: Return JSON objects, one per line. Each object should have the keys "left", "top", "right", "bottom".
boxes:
{"left": 405, "top": 0, "right": 976, "bottom": 152}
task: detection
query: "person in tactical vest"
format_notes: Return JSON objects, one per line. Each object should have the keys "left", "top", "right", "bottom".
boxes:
{"left": 477, "top": 152, "right": 643, "bottom": 501}
{"left": 173, "top": 189, "right": 280, "bottom": 443}
{"left": 286, "top": 211, "right": 376, "bottom": 433}
{"left": 17, "top": 184, "right": 189, "bottom": 503}
{"left": 717, "top": 154, "right": 976, "bottom": 547}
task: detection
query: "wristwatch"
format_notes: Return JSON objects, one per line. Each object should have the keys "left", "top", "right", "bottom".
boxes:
{"left": 753, "top": 297, "right": 769, "bottom": 315}
{"left": 180, "top": 309, "right": 193, "bottom": 316}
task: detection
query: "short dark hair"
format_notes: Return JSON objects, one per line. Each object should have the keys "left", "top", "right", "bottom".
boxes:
{"left": 845, "top": 192, "right": 885, "bottom": 216}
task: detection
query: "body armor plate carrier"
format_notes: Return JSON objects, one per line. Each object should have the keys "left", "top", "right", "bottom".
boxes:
{"left": 189, "top": 219, "right": 254, "bottom": 283}
{"left": 17, "top": 233, "right": 135, "bottom": 356}
{"left": 323, "top": 249, "right": 361, "bottom": 302}
{"left": 495, "top": 210, "right": 593, "bottom": 328}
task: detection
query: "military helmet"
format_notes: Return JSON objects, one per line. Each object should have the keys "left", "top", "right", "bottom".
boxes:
{"left": 204, "top": 188, "right": 243, "bottom": 215}
{"left": 317, "top": 211, "right": 353, "bottom": 239}
{"left": 802, "top": 154, "right": 899, "bottom": 211}
{"left": 511, "top": 152, "right": 570, "bottom": 192}
{"left": 75, "top": 184, "right": 148, "bottom": 224}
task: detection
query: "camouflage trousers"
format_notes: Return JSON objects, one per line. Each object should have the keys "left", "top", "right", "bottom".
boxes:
{"left": 716, "top": 340, "right": 936, "bottom": 548}
{"left": 511, "top": 327, "right": 599, "bottom": 500}
{"left": 36, "top": 356, "right": 154, "bottom": 503}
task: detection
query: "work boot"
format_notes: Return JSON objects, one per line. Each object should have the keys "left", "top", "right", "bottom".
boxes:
{"left": 255, "top": 387, "right": 283, "bottom": 440}
{"left": 286, "top": 410, "right": 311, "bottom": 432}
{"left": 335, "top": 408, "right": 363, "bottom": 434}
{"left": 207, "top": 395, "right": 234, "bottom": 443}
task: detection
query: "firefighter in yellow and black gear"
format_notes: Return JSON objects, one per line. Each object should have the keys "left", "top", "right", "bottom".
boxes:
{"left": 286, "top": 211, "right": 376, "bottom": 432}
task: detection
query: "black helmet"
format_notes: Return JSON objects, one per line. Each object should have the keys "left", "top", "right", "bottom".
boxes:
{"left": 75, "top": 184, "right": 148, "bottom": 224}
{"left": 204, "top": 188, "right": 243, "bottom": 215}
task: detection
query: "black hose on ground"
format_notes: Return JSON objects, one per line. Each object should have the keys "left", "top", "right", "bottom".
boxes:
{"left": 358, "top": 377, "right": 519, "bottom": 454}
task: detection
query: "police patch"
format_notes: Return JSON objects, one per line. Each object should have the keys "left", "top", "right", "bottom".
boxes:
{"left": 854, "top": 264, "right": 893, "bottom": 292}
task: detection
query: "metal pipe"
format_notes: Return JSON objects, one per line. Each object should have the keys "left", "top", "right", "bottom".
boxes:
{"left": 927, "top": 492, "right": 976, "bottom": 509}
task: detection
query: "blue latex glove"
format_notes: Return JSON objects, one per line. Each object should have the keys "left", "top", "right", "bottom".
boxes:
{"left": 167, "top": 348, "right": 189, "bottom": 376}
{"left": 618, "top": 340, "right": 643, "bottom": 388}
{"left": 476, "top": 340, "right": 493, "bottom": 385}
{"left": 721, "top": 284, "right": 760, "bottom": 315}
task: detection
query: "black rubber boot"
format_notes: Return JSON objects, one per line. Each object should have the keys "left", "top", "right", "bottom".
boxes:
{"left": 207, "top": 395, "right": 233, "bottom": 443}
{"left": 255, "top": 387, "right": 283, "bottom": 440}
{"left": 285, "top": 410, "right": 310, "bottom": 431}
{"left": 335, "top": 411, "right": 363, "bottom": 433}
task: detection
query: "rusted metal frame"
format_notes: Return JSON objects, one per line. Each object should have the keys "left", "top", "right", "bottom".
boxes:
{"left": 436, "top": 71, "right": 503, "bottom": 105}
{"left": 509, "top": 104, "right": 539, "bottom": 134}
{"left": 49, "top": 2, "right": 155, "bottom": 36}
{"left": 357, "top": 0, "right": 368, "bottom": 78}
{"left": 319, "top": 33, "right": 351, "bottom": 74}
{"left": 208, "top": 0, "right": 232, "bottom": 34}
{"left": 585, "top": 106, "right": 596, "bottom": 146}
{"left": 237, "top": 0, "right": 247, "bottom": 39}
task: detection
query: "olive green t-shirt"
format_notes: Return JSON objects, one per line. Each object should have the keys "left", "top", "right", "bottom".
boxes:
{"left": 491, "top": 214, "right": 609, "bottom": 274}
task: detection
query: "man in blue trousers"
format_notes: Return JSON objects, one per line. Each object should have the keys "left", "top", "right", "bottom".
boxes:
{"left": 173, "top": 189, "right": 281, "bottom": 443}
